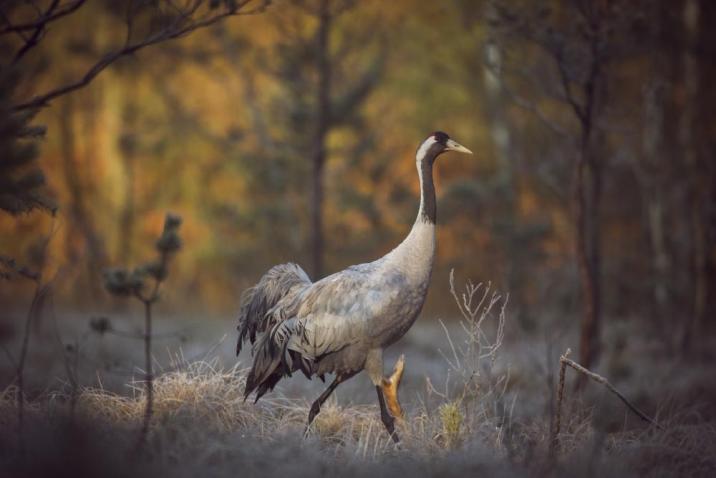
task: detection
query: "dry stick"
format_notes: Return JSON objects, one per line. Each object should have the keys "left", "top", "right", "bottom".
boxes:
{"left": 550, "top": 348, "right": 569, "bottom": 460}
{"left": 138, "top": 298, "right": 153, "bottom": 447}
{"left": 14, "top": 220, "right": 59, "bottom": 452}
{"left": 135, "top": 281, "right": 161, "bottom": 451}
{"left": 105, "top": 213, "right": 182, "bottom": 453}
{"left": 551, "top": 348, "right": 663, "bottom": 458}
{"left": 16, "top": 283, "right": 42, "bottom": 452}
{"left": 561, "top": 354, "right": 663, "bottom": 430}
{"left": 0, "top": 0, "right": 86, "bottom": 35}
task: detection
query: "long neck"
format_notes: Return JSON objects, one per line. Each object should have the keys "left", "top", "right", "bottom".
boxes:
{"left": 417, "top": 155, "right": 437, "bottom": 224}
{"left": 382, "top": 150, "right": 437, "bottom": 277}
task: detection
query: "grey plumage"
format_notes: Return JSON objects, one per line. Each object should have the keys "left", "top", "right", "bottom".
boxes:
{"left": 236, "top": 262, "right": 310, "bottom": 356}
{"left": 236, "top": 132, "right": 473, "bottom": 441}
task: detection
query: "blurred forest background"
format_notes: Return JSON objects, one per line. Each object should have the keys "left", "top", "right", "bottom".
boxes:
{"left": 1, "top": 1, "right": 716, "bottom": 475}
{"left": 1, "top": 0, "right": 715, "bottom": 376}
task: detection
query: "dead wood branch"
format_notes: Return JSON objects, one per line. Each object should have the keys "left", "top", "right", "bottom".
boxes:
{"left": 12, "top": 0, "right": 269, "bottom": 112}
{"left": 552, "top": 348, "right": 663, "bottom": 455}
{"left": 13, "top": 219, "right": 59, "bottom": 451}
{"left": 0, "top": 0, "right": 86, "bottom": 36}
{"left": 550, "top": 347, "right": 569, "bottom": 460}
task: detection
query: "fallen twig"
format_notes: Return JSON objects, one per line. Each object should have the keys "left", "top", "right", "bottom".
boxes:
{"left": 549, "top": 347, "right": 569, "bottom": 460}
{"left": 551, "top": 348, "right": 663, "bottom": 457}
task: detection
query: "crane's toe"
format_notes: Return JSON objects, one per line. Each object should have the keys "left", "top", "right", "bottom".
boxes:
{"left": 380, "top": 405, "right": 401, "bottom": 444}
{"left": 375, "top": 384, "right": 401, "bottom": 443}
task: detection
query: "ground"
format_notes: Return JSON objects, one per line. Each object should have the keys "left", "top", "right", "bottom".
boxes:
{"left": 1, "top": 303, "right": 715, "bottom": 477}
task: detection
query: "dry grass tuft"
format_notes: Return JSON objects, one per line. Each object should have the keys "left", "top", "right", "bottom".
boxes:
{"left": 2, "top": 272, "right": 715, "bottom": 476}
{"left": 1, "top": 357, "right": 715, "bottom": 477}
{"left": 76, "top": 361, "right": 256, "bottom": 432}
{"left": 437, "top": 400, "right": 464, "bottom": 449}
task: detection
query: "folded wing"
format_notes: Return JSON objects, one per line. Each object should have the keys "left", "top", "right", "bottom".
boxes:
{"left": 243, "top": 264, "right": 389, "bottom": 401}
{"left": 236, "top": 263, "right": 312, "bottom": 356}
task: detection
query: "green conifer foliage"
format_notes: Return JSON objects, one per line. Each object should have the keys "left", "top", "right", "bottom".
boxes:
{"left": 0, "top": 69, "right": 54, "bottom": 215}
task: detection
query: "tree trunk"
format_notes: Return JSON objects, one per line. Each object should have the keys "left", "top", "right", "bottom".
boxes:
{"left": 118, "top": 150, "right": 135, "bottom": 265}
{"left": 680, "top": 0, "right": 705, "bottom": 351}
{"left": 575, "top": 137, "right": 600, "bottom": 379}
{"left": 59, "top": 94, "right": 108, "bottom": 300}
{"left": 483, "top": 42, "right": 514, "bottom": 187}
{"left": 310, "top": 0, "right": 331, "bottom": 279}
{"left": 576, "top": 37, "right": 603, "bottom": 384}
{"left": 643, "top": 87, "right": 669, "bottom": 308}
{"left": 118, "top": 95, "right": 138, "bottom": 266}
{"left": 483, "top": 34, "right": 523, "bottom": 324}
{"left": 639, "top": 4, "right": 673, "bottom": 347}
{"left": 585, "top": 137, "right": 603, "bottom": 365}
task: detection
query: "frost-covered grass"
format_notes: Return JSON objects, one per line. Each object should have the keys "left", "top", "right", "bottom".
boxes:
{"left": 1, "top": 359, "right": 714, "bottom": 478}
{"left": 1, "top": 276, "right": 715, "bottom": 476}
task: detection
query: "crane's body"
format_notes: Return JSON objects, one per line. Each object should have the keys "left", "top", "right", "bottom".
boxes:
{"left": 236, "top": 132, "right": 472, "bottom": 442}
{"left": 281, "top": 218, "right": 434, "bottom": 380}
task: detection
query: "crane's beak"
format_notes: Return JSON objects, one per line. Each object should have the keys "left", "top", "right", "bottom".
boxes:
{"left": 445, "top": 138, "right": 473, "bottom": 155}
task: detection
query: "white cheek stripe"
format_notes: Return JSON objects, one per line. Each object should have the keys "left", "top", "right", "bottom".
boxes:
{"left": 415, "top": 136, "right": 436, "bottom": 219}
{"left": 416, "top": 136, "right": 437, "bottom": 163}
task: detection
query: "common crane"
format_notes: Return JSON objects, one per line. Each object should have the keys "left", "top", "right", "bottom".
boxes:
{"left": 236, "top": 132, "right": 473, "bottom": 442}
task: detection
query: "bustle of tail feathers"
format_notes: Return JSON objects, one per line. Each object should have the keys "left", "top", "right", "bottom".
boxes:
{"left": 236, "top": 263, "right": 311, "bottom": 356}
{"left": 243, "top": 318, "right": 316, "bottom": 401}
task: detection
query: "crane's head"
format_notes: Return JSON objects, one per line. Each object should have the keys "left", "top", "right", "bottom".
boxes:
{"left": 416, "top": 131, "right": 473, "bottom": 164}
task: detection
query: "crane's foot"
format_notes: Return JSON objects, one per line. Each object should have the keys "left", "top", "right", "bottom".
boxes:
{"left": 379, "top": 401, "right": 401, "bottom": 444}
{"left": 308, "top": 401, "right": 321, "bottom": 426}
{"left": 380, "top": 354, "right": 405, "bottom": 420}
{"left": 376, "top": 354, "right": 406, "bottom": 445}
{"left": 303, "top": 401, "right": 321, "bottom": 437}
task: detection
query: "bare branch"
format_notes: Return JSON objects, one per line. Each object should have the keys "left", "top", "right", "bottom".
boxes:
{"left": 482, "top": 46, "right": 569, "bottom": 138}
{"left": 562, "top": 352, "right": 662, "bottom": 429}
{"left": 11, "top": 0, "right": 60, "bottom": 64}
{"left": 553, "top": 50, "right": 586, "bottom": 125}
{"left": 550, "top": 347, "right": 569, "bottom": 458}
{"left": 13, "top": 0, "right": 270, "bottom": 112}
{"left": 503, "top": 82, "right": 569, "bottom": 138}
{"left": 552, "top": 347, "right": 663, "bottom": 457}
{"left": 0, "top": 0, "right": 86, "bottom": 35}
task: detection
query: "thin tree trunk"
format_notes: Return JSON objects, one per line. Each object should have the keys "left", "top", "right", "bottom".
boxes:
{"left": 586, "top": 143, "right": 602, "bottom": 362}
{"left": 483, "top": 29, "right": 522, "bottom": 323}
{"left": 16, "top": 284, "right": 42, "bottom": 452}
{"left": 58, "top": 95, "right": 108, "bottom": 299}
{"left": 118, "top": 152, "right": 135, "bottom": 265}
{"left": 575, "top": 138, "right": 599, "bottom": 377}
{"left": 483, "top": 42, "right": 514, "bottom": 187}
{"left": 118, "top": 103, "right": 137, "bottom": 266}
{"left": 138, "top": 299, "right": 153, "bottom": 446}
{"left": 644, "top": 87, "right": 669, "bottom": 309}
{"left": 576, "top": 39, "right": 603, "bottom": 382}
{"left": 680, "top": 0, "right": 705, "bottom": 351}
{"left": 640, "top": 24, "right": 672, "bottom": 345}
{"left": 310, "top": 0, "right": 331, "bottom": 279}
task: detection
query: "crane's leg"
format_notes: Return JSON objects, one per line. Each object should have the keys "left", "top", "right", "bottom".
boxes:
{"left": 305, "top": 371, "right": 356, "bottom": 432}
{"left": 380, "top": 354, "right": 405, "bottom": 420}
{"left": 365, "top": 350, "right": 405, "bottom": 443}
{"left": 376, "top": 386, "right": 400, "bottom": 443}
